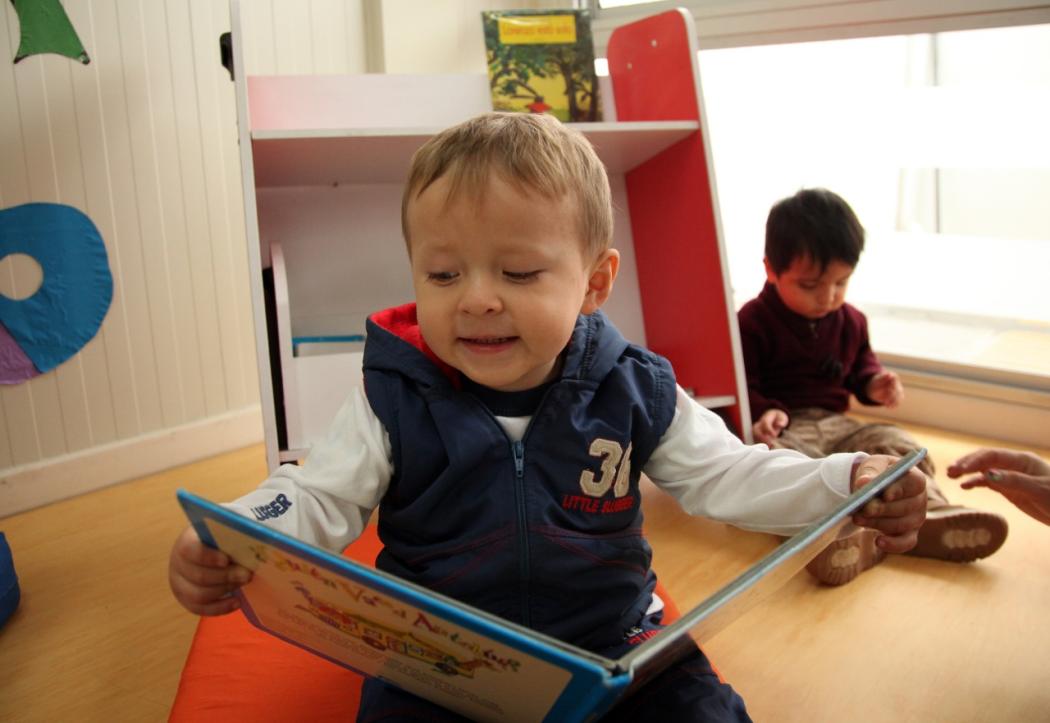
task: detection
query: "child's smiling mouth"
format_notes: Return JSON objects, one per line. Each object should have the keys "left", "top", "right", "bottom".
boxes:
{"left": 459, "top": 336, "right": 518, "bottom": 351}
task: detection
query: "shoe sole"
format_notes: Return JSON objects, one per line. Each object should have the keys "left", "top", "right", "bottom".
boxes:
{"left": 908, "top": 508, "right": 1009, "bottom": 562}
{"left": 806, "top": 528, "right": 885, "bottom": 586}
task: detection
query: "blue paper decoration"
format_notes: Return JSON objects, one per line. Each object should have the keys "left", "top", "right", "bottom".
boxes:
{"left": 0, "top": 203, "right": 113, "bottom": 381}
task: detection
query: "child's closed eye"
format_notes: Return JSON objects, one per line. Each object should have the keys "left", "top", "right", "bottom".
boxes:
{"left": 503, "top": 270, "right": 541, "bottom": 282}
{"left": 426, "top": 271, "right": 459, "bottom": 284}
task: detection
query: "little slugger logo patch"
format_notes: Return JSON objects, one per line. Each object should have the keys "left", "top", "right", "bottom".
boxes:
{"left": 252, "top": 493, "right": 293, "bottom": 521}
{"left": 562, "top": 438, "right": 636, "bottom": 514}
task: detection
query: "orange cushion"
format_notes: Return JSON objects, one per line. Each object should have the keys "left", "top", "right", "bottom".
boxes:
{"left": 169, "top": 527, "right": 683, "bottom": 721}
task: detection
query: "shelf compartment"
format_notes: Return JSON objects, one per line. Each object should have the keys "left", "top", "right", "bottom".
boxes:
{"left": 271, "top": 242, "right": 365, "bottom": 454}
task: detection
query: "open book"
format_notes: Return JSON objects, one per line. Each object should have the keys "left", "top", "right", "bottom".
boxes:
{"left": 179, "top": 448, "right": 924, "bottom": 722}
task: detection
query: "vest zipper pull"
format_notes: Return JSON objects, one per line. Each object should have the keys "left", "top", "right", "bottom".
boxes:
{"left": 512, "top": 440, "right": 525, "bottom": 477}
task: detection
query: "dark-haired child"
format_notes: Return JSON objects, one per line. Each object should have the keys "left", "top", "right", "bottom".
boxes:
{"left": 738, "top": 187, "right": 1007, "bottom": 585}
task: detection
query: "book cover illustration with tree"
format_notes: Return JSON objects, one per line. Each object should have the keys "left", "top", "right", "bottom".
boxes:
{"left": 482, "top": 9, "right": 601, "bottom": 122}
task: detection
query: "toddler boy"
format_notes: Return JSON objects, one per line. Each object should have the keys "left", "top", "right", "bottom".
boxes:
{"left": 738, "top": 187, "right": 1007, "bottom": 585}
{"left": 170, "top": 115, "right": 927, "bottom": 720}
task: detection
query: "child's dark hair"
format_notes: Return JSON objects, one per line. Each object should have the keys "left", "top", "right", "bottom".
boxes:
{"left": 764, "top": 188, "right": 865, "bottom": 275}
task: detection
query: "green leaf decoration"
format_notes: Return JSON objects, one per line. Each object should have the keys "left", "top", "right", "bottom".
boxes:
{"left": 11, "top": 0, "right": 90, "bottom": 65}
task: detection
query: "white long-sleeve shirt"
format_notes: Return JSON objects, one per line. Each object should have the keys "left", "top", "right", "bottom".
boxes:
{"left": 229, "top": 384, "right": 859, "bottom": 553}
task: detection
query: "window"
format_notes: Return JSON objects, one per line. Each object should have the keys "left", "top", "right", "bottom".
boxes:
{"left": 695, "top": 24, "right": 1050, "bottom": 386}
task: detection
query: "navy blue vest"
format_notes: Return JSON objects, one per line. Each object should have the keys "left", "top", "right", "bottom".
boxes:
{"left": 362, "top": 305, "right": 676, "bottom": 649}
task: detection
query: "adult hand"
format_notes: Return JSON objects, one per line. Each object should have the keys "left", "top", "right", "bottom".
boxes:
{"left": 948, "top": 447, "right": 1050, "bottom": 526}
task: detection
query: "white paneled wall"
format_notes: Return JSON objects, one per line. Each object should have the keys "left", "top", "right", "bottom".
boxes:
{"left": 0, "top": 0, "right": 366, "bottom": 515}
{"left": 374, "top": 0, "right": 562, "bottom": 74}
{"left": 240, "top": 0, "right": 367, "bottom": 75}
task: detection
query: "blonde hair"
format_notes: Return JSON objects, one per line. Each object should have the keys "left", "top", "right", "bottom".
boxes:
{"left": 402, "top": 112, "right": 613, "bottom": 258}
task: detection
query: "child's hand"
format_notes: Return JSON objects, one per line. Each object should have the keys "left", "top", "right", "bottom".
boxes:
{"left": 168, "top": 525, "right": 252, "bottom": 616}
{"left": 866, "top": 371, "right": 903, "bottom": 408}
{"left": 752, "top": 409, "right": 789, "bottom": 445}
{"left": 849, "top": 454, "right": 927, "bottom": 553}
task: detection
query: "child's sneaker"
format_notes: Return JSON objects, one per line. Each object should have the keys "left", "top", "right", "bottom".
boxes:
{"left": 907, "top": 506, "right": 1008, "bottom": 562}
{"left": 806, "top": 527, "right": 885, "bottom": 586}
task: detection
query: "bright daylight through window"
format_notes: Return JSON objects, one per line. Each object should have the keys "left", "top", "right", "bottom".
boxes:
{"left": 692, "top": 24, "right": 1050, "bottom": 385}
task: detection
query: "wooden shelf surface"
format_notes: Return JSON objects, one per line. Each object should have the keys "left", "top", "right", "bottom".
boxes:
{"left": 251, "top": 121, "right": 698, "bottom": 186}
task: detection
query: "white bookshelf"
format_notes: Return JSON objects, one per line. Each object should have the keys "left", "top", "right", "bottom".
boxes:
{"left": 230, "top": 4, "right": 750, "bottom": 467}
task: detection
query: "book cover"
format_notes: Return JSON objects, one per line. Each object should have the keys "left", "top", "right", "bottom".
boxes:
{"left": 178, "top": 450, "right": 923, "bottom": 722}
{"left": 482, "top": 9, "right": 601, "bottom": 122}
{"left": 180, "top": 494, "right": 627, "bottom": 722}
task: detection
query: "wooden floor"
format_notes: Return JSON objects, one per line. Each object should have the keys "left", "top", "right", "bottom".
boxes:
{"left": 1, "top": 422, "right": 1048, "bottom": 722}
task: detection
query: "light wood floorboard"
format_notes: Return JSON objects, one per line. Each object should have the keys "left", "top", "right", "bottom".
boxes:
{"left": 1, "top": 423, "right": 1047, "bottom": 722}
{"left": 644, "top": 419, "right": 1050, "bottom": 723}
{"left": 0, "top": 446, "right": 265, "bottom": 723}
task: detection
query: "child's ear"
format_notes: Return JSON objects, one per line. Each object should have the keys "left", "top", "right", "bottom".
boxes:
{"left": 763, "top": 257, "right": 777, "bottom": 283}
{"left": 581, "top": 249, "right": 620, "bottom": 315}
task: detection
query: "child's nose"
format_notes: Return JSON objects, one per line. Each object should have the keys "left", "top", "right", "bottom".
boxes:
{"left": 459, "top": 277, "right": 503, "bottom": 315}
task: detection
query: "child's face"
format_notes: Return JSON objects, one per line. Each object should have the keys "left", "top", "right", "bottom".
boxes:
{"left": 766, "top": 255, "right": 854, "bottom": 320}
{"left": 406, "top": 173, "right": 618, "bottom": 391}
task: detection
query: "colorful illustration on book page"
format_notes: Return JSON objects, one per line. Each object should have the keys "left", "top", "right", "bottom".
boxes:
{"left": 482, "top": 9, "right": 601, "bottom": 122}
{"left": 206, "top": 521, "right": 572, "bottom": 723}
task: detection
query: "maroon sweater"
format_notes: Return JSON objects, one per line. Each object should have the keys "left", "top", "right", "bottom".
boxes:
{"left": 737, "top": 282, "right": 884, "bottom": 420}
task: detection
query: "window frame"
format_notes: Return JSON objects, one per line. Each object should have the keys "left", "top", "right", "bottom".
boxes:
{"left": 589, "top": 1, "right": 1050, "bottom": 53}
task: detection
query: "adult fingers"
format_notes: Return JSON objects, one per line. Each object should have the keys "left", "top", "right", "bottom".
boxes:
{"left": 959, "top": 475, "right": 991, "bottom": 490}
{"left": 978, "top": 474, "right": 1050, "bottom": 524}
{"left": 947, "top": 448, "right": 1024, "bottom": 477}
{"left": 970, "top": 470, "right": 1034, "bottom": 495}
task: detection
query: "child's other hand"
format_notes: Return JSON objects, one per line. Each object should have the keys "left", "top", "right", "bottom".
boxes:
{"left": 168, "top": 525, "right": 252, "bottom": 616}
{"left": 850, "top": 454, "right": 927, "bottom": 553}
{"left": 866, "top": 371, "right": 903, "bottom": 408}
{"left": 752, "top": 409, "right": 789, "bottom": 445}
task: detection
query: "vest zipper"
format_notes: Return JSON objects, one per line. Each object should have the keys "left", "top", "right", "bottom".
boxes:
{"left": 467, "top": 390, "right": 558, "bottom": 629}
{"left": 511, "top": 439, "right": 531, "bottom": 627}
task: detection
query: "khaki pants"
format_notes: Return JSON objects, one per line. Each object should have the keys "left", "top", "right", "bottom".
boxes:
{"left": 771, "top": 408, "right": 949, "bottom": 508}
